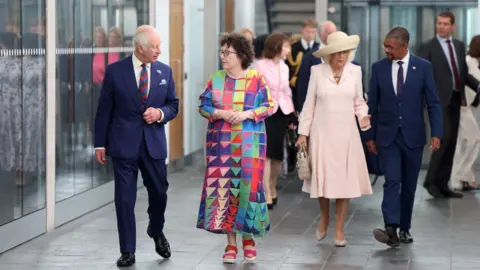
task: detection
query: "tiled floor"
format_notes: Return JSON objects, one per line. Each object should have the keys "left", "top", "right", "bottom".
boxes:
{"left": 1, "top": 164, "right": 480, "bottom": 270}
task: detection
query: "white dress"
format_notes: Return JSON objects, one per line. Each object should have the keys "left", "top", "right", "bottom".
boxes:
{"left": 451, "top": 55, "right": 480, "bottom": 189}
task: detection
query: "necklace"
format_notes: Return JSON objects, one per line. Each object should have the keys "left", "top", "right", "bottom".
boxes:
{"left": 333, "top": 72, "right": 342, "bottom": 84}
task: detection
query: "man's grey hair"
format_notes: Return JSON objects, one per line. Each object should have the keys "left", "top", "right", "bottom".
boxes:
{"left": 133, "top": 31, "right": 149, "bottom": 48}
{"left": 133, "top": 25, "right": 156, "bottom": 48}
{"left": 319, "top": 20, "right": 336, "bottom": 37}
{"left": 385, "top": 26, "right": 410, "bottom": 45}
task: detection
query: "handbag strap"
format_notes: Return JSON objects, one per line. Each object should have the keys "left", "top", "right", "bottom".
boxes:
{"left": 298, "top": 143, "right": 308, "bottom": 157}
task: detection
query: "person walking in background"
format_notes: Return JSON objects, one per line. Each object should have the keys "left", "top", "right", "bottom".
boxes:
{"left": 450, "top": 35, "right": 480, "bottom": 191}
{"left": 287, "top": 19, "right": 319, "bottom": 107}
{"left": 238, "top": 27, "right": 255, "bottom": 44}
{"left": 255, "top": 32, "right": 296, "bottom": 210}
{"left": 196, "top": 33, "right": 274, "bottom": 263}
{"left": 94, "top": 25, "right": 179, "bottom": 267}
{"left": 295, "top": 20, "right": 337, "bottom": 112}
{"left": 366, "top": 27, "right": 442, "bottom": 247}
{"left": 296, "top": 31, "right": 372, "bottom": 247}
{"left": 419, "top": 11, "right": 480, "bottom": 199}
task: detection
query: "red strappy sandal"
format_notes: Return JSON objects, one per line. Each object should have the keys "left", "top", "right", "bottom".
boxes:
{"left": 222, "top": 245, "right": 238, "bottom": 264}
{"left": 242, "top": 239, "right": 257, "bottom": 262}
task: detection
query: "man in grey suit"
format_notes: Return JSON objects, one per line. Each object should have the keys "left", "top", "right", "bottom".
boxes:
{"left": 419, "top": 11, "right": 480, "bottom": 198}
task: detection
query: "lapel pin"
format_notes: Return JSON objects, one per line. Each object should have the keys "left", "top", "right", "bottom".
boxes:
{"left": 156, "top": 70, "right": 162, "bottom": 74}
{"left": 412, "top": 66, "right": 416, "bottom": 70}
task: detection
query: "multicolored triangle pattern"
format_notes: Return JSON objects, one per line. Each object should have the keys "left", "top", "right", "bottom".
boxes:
{"left": 196, "top": 69, "right": 273, "bottom": 238}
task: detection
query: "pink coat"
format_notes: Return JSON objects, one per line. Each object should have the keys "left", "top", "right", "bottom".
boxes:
{"left": 297, "top": 62, "right": 372, "bottom": 198}
{"left": 254, "top": 59, "right": 295, "bottom": 115}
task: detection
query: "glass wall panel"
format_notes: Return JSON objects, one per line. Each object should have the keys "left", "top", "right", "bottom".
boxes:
{"left": 55, "top": 0, "right": 149, "bottom": 202}
{"left": 330, "top": 0, "right": 479, "bottom": 168}
{"left": 0, "top": 0, "right": 46, "bottom": 225}
{"left": 330, "top": 1, "right": 478, "bottom": 88}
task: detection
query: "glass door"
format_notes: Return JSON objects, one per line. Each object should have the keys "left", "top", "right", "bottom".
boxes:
{"left": 53, "top": 0, "right": 149, "bottom": 227}
{"left": 0, "top": 0, "right": 47, "bottom": 253}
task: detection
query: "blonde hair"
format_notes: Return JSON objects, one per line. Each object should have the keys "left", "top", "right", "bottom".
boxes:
{"left": 108, "top": 27, "right": 123, "bottom": 46}
{"left": 94, "top": 26, "right": 107, "bottom": 46}
{"left": 302, "top": 19, "right": 318, "bottom": 28}
{"left": 323, "top": 49, "right": 357, "bottom": 64}
{"left": 238, "top": 28, "right": 254, "bottom": 37}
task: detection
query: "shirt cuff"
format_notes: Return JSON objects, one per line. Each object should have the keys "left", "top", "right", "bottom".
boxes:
{"left": 157, "top": 108, "right": 164, "bottom": 123}
{"left": 95, "top": 147, "right": 105, "bottom": 150}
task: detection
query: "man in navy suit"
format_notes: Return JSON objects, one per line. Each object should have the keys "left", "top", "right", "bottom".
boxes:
{"left": 94, "top": 25, "right": 179, "bottom": 266}
{"left": 365, "top": 26, "right": 442, "bottom": 247}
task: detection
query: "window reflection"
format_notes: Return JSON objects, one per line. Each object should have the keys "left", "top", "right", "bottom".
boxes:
{"left": 331, "top": 2, "right": 479, "bottom": 169}
{"left": 55, "top": 0, "right": 149, "bottom": 202}
{"left": 0, "top": 0, "right": 46, "bottom": 226}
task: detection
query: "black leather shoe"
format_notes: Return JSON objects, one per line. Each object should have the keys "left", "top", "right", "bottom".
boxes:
{"left": 272, "top": 198, "right": 278, "bottom": 205}
{"left": 440, "top": 188, "right": 463, "bottom": 198}
{"left": 117, "top": 253, "right": 135, "bottom": 267}
{"left": 424, "top": 184, "right": 443, "bottom": 198}
{"left": 267, "top": 203, "right": 274, "bottom": 210}
{"left": 399, "top": 230, "right": 413, "bottom": 243}
{"left": 154, "top": 233, "right": 171, "bottom": 258}
{"left": 373, "top": 226, "right": 400, "bottom": 247}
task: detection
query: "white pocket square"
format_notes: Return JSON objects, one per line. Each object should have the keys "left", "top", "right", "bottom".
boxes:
{"left": 159, "top": 79, "right": 167, "bottom": 85}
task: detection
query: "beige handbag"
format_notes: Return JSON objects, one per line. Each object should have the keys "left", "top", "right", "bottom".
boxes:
{"left": 296, "top": 144, "right": 311, "bottom": 181}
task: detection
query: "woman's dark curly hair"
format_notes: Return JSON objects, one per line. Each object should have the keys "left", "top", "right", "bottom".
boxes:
{"left": 468, "top": 35, "right": 480, "bottom": 58}
{"left": 220, "top": 33, "right": 254, "bottom": 70}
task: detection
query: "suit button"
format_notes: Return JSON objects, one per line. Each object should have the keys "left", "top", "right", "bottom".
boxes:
{"left": 399, "top": 116, "right": 402, "bottom": 119}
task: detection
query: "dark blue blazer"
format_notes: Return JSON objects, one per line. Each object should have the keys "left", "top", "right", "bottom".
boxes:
{"left": 296, "top": 50, "right": 364, "bottom": 111}
{"left": 296, "top": 49, "right": 321, "bottom": 111}
{"left": 365, "top": 54, "right": 442, "bottom": 148}
{"left": 94, "top": 56, "right": 179, "bottom": 159}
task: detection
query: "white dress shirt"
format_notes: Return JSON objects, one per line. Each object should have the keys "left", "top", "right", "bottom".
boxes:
{"left": 436, "top": 35, "right": 460, "bottom": 90}
{"left": 392, "top": 51, "right": 410, "bottom": 95}
{"left": 301, "top": 38, "right": 314, "bottom": 51}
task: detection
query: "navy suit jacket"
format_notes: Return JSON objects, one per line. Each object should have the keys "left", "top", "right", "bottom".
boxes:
{"left": 365, "top": 54, "right": 442, "bottom": 149}
{"left": 94, "top": 56, "right": 179, "bottom": 159}
{"left": 296, "top": 50, "right": 364, "bottom": 111}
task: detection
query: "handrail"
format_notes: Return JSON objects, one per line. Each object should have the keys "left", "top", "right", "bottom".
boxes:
{"left": 264, "top": 0, "right": 273, "bottom": 33}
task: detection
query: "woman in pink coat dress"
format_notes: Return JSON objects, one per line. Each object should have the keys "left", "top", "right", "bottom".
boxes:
{"left": 296, "top": 32, "right": 373, "bottom": 247}
{"left": 254, "top": 32, "right": 296, "bottom": 209}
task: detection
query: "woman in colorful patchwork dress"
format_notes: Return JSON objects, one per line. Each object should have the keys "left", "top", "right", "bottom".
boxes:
{"left": 196, "top": 33, "right": 275, "bottom": 263}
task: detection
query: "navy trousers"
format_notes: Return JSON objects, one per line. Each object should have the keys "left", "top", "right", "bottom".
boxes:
{"left": 112, "top": 138, "right": 169, "bottom": 253}
{"left": 378, "top": 132, "right": 423, "bottom": 231}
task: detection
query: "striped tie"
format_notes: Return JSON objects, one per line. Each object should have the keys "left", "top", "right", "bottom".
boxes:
{"left": 138, "top": 63, "right": 148, "bottom": 108}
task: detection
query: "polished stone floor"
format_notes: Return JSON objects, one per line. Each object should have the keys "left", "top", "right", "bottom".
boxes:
{"left": 0, "top": 165, "right": 479, "bottom": 270}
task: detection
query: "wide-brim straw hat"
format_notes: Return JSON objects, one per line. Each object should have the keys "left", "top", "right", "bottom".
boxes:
{"left": 313, "top": 31, "right": 360, "bottom": 58}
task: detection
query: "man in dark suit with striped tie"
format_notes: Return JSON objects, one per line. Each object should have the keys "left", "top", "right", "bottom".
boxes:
{"left": 94, "top": 25, "right": 179, "bottom": 267}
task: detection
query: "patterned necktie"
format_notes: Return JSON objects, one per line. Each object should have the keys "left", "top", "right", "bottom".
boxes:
{"left": 397, "top": 61, "right": 404, "bottom": 98}
{"left": 138, "top": 63, "right": 148, "bottom": 108}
